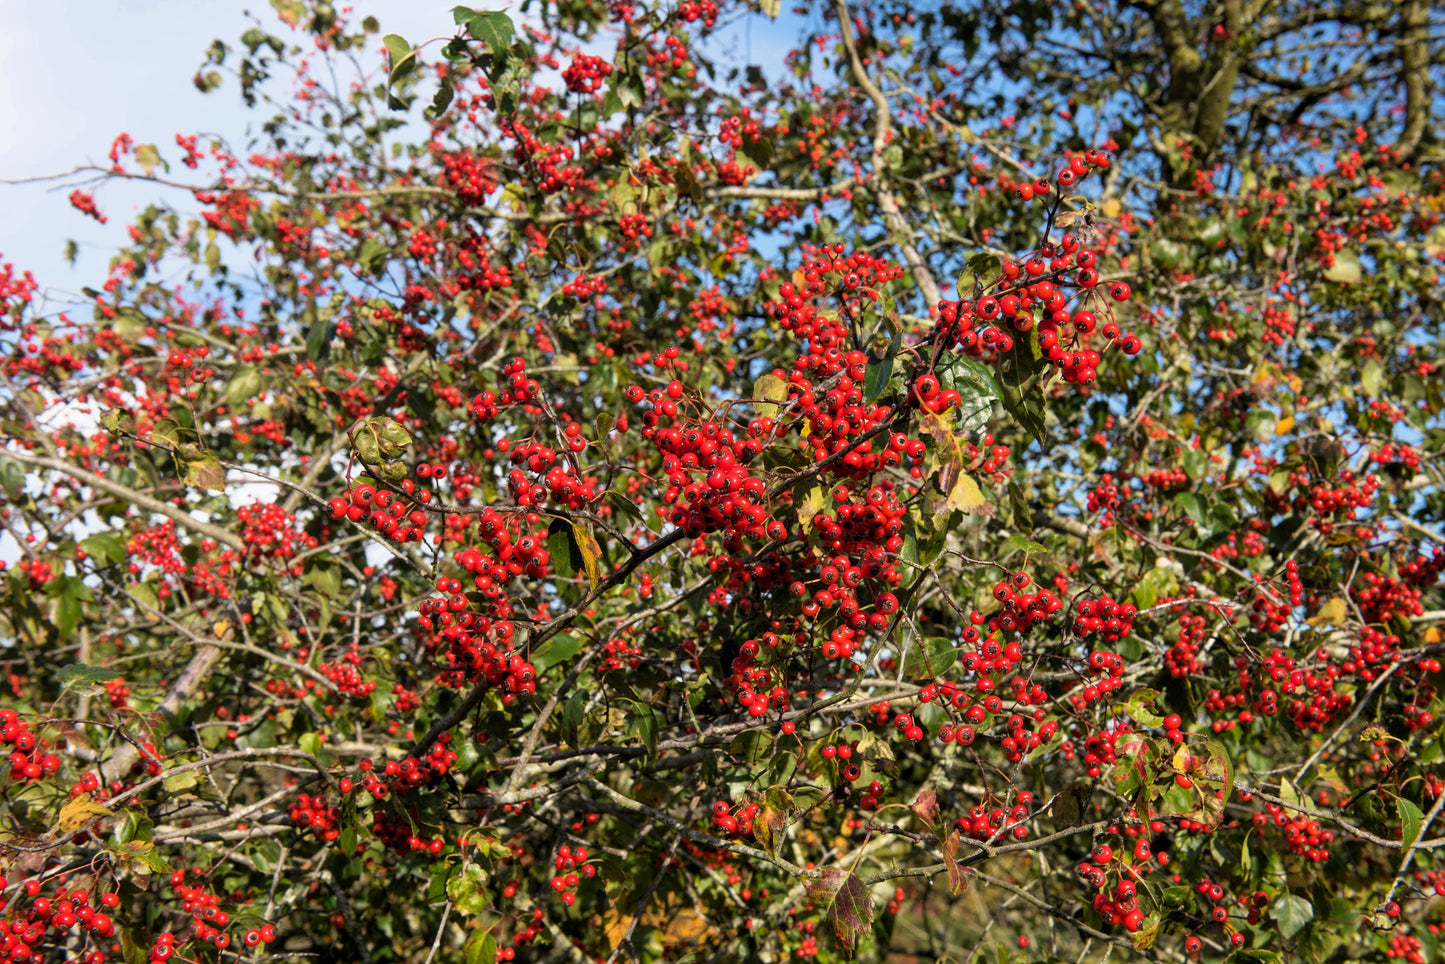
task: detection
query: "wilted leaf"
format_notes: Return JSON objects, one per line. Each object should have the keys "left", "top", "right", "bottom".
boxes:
{"left": 805, "top": 867, "right": 874, "bottom": 955}
{"left": 59, "top": 794, "right": 113, "bottom": 832}
{"left": 572, "top": 521, "right": 603, "bottom": 590}
{"left": 941, "top": 830, "right": 976, "bottom": 895}
{"left": 946, "top": 474, "right": 991, "bottom": 515}
{"left": 447, "top": 863, "right": 490, "bottom": 915}
{"left": 910, "top": 789, "right": 940, "bottom": 830}
{"left": 134, "top": 143, "right": 165, "bottom": 177}
{"left": 753, "top": 373, "right": 789, "bottom": 411}
{"left": 753, "top": 806, "right": 787, "bottom": 857}
{"left": 181, "top": 453, "right": 226, "bottom": 490}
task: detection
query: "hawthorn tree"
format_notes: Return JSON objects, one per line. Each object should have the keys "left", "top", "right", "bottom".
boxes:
{"left": 2, "top": 0, "right": 1444, "bottom": 961}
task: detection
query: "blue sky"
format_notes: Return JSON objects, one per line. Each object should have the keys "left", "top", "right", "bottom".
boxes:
{"left": 0, "top": 2, "right": 804, "bottom": 299}
{"left": 0, "top": 2, "right": 480, "bottom": 295}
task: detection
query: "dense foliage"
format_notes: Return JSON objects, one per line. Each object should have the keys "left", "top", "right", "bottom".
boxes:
{"left": 2, "top": 0, "right": 1444, "bottom": 961}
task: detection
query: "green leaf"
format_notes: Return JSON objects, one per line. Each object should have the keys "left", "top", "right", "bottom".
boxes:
{"left": 1120, "top": 689, "right": 1165, "bottom": 728}
{"left": 1360, "top": 358, "right": 1385, "bottom": 397}
{"left": 532, "top": 633, "right": 581, "bottom": 672}
{"left": 548, "top": 517, "right": 581, "bottom": 579}
{"left": 1008, "top": 481, "right": 1032, "bottom": 533}
{"left": 629, "top": 704, "right": 658, "bottom": 762}
{"left": 1323, "top": 249, "right": 1362, "bottom": 284}
{"left": 1131, "top": 565, "right": 1179, "bottom": 610}
{"left": 371, "top": 417, "right": 412, "bottom": 460}
{"left": 741, "top": 133, "right": 774, "bottom": 170}
{"left": 562, "top": 690, "right": 587, "bottom": 748}
{"left": 223, "top": 366, "right": 263, "bottom": 408}
{"left": 603, "top": 489, "right": 644, "bottom": 524}
{"left": 0, "top": 455, "right": 25, "bottom": 497}
{"left": 150, "top": 418, "right": 182, "bottom": 448}
{"left": 863, "top": 327, "right": 902, "bottom": 405}
{"left": 80, "top": 531, "right": 127, "bottom": 566}
{"left": 1269, "top": 891, "right": 1314, "bottom": 939}
{"left": 465, "top": 12, "right": 514, "bottom": 50}
{"left": 383, "top": 34, "right": 416, "bottom": 83}
{"left": 1000, "top": 381, "right": 1047, "bottom": 448}
{"left": 50, "top": 577, "right": 94, "bottom": 636}
{"left": 58, "top": 663, "right": 120, "bottom": 692}
{"left": 955, "top": 252, "right": 1000, "bottom": 298}
{"left": 902, "top": 637, "right": 958, "bottom": 680}
{"left": 1399, "top": 798, "right": 1424, "bottom": 849}
{"left": 427, "top": 74, "right": 455, "bottom": 120}
{"left": 1173, "top": 492, "right": 1210, "bottom": 537}
{"left": 305, "top": 315, "right": 331, "bottom": 360}
{"left": 462, "top": 930, "right": 497, "bottom": 964}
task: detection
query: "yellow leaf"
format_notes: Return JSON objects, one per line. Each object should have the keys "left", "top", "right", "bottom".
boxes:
{"left": 1425, "top": 627, "right": 1441, "bottom": 644}
{"left": 752, "top": 374, "right": 789, "bottom": 407}
{"left": 1274, "top": 416, "right": 1295, "bottom": 436}
{"left": 212, "top": 619, "right": 231, "bottom": 638}
{"left": 1288, "top": 375, "right": 1302, "bottom": 393}
{"left": 1307, "top": 597, "right": 1348, "bottom": 627}
{"left": 795, "top": 485, "right": 828, "bottom": 534}
{"left": 59, "top": 794, "right": 113, "bottom": 832}
{"left": 572, "top": 522, "right": 603, "bottom": 591}
{"left": 946, "top": 475, "right": 989, "bottom": 515}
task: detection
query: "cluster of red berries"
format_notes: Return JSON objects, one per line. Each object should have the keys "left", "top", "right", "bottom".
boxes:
{"left": 349, "top": 738, "right": 461, "bottom": 805}
{"left": 164, "top": 345, "right": 214, "bottom": 389}
{"left": 710, "top": 799, "right": 761, "bottom": 837}
{"left": 1250, "top": 804, "right": 1334, "bottom": 860}
{"left": 328, "top": 480, "right": 430, "bottom": 543}
{"left": 2, "top": 877, "right": 119, "bottom": 962}
{"left": 1354, "top": 568, "right": 1431, "bottom": 624}
{"left": 2, "top": 710, "right": 58, "bottom": 783}
{"left": 1071, "top": 595, "right": 1137, "bottom": 643}
{"left": 289, "top": 792, "right": 342, "bottom": 842}
{"left": 438, "top": 150, "right": 498, "bottom": 206}
{"left": 953, "top": 793, "right": 1033, "bottom": 841}
{"left": 1386, "top": 933, "right": 1426, "bottom": 963}
{"left": 319, "top": 642, "right": 377, "bottom": 698}
{"left": 237, "top": 501, "right": 315, "bottom": 562}
{"left": 676, "top": 0, "right": 718, "bottom": 26}
{"left": 68, "top": 189, "right": 108, "bottom": 224}
{"left": 562, "top": 52, "right": 612, "bottom": 93}
{"left": 548, "top": 845, "right": 595, "bottom": 906}
{"left": 560, "top": 272, "right": 608, "bottom": 299}
{"left": 1085, "top": 864, "right": 1149, "bottom": 932}
{"left": 453, "top": 229, "right": 513, "bottom": 294}
{"left": 1079, "top": 724, "right": 1132, "bottom": 778}
{"left": 935, "top": 192, "right": 1143, "bottom": 393}
{"left": 989, "top": 571, "right": 1065, "bottom": 634}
